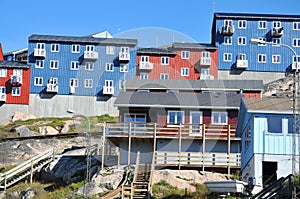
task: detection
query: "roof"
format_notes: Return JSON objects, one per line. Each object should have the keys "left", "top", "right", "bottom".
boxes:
{"left": 243, "top": 98, "right": 293, "bottom": 113}
{"left": 115, "top": 92, "right": 241, "bottom": 109}
{"left": 28, "top": 34, "right": 138, "bottom": 46}
{"left": 0, "top": 61, "right": 30, "bottom": 69}
{"left": 3, "top": 48, "right": 28, "bottom": 56}
{"left": 125, "top": 79, "right": 264, "bottom": 91}
{"left": 137, "top": 47, "right": 177, "bottom": 55}
{"left": 171, "top": 42, "right": 217, "bottom": 50}
{"left": 214, "top": 12, "right": 300, "bottom": 21}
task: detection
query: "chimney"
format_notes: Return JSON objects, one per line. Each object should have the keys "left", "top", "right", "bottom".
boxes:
{"left": 0, "top": 43, "right": 3, "bottom": 61}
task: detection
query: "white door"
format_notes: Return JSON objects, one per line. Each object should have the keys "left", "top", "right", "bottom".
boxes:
{"left": 190, "top": 111, "right": 203, "bottom": 134}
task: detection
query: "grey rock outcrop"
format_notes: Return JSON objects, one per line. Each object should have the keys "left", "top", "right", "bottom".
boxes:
{"left": 38, "top": 126, "right": 59, "bottom": 135}
{"left": 94, "top": 171, "right": 124, "bottom": 190}
{"left": 263, "top": 75, "right": 294, "bottom": 98}
{"left": 77, "top": 182, "right": 104, "bottom": 197}
{"left": 12, "top": 126, "right": 40, "bottom": 137}
{"left": 12, "top": 112, "right": 36, "bottom": 123}
{"left": 6, "top": 187, "right": 35, "bottom": 199}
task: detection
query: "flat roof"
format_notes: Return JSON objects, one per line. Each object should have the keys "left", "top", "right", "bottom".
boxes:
{"left": 137, "top": 47, "right": 177, "bottom": 55}
{"left": 243, "top": 98, "right": 293, "bottom": 113}
{"left": 214, "top": 12, "right": 300, "bottom": 21}
{"left": 172, "top": 42, "right": 217, "bottom": 50}
{"left": 0, "top": 61, "right": 30, "bottom": 69}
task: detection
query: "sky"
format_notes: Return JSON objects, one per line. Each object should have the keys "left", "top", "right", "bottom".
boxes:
{"left": 1, "top": 0, "right": 300, "bottom": 53}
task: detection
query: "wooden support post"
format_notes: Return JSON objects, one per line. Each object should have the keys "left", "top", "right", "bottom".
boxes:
{"left": 128, "top": 122, "right": 132, "bottom": 166}
{"left": 179, "top": 123, "right": 182, "bottom": 170}
{"left": 227, "top": 125, "right": 231, "bottom": 175}
{"left": 202, "top": 124, "right": 206, "bottom": 172}
{"left": 4, "top": 174, "right": 7, "bottom": 190}
{"left": 30, "top": 160, "right": 33, "bottom": 184}
{"left": 153, "top": 123, "right": 157, "bottom": 168}
{"left": 101, "top": 122, "right": 106, "bottom": 171}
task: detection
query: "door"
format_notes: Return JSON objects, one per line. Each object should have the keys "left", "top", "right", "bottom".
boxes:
{"left": 190, "top": 111, "right": 203, "bottom": 134}
{"left": 262, "top": 161, "right": 277, "bottom": 188}
{"left": 124, "top": 114, "right": 147, "bottom": 134}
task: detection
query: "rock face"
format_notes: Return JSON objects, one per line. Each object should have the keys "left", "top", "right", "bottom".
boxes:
{"left": 94, "top": 171, "right": 124, "bottom": 190}
{"left": 77, "top": 182, "right": 104, "bottom": 197}
{"left": 12, "top": 112, "right": 36, "bottom": 123}
{"left": 6, "top": 187, "right": 35, "bottom": 199}
{"left": 38, "top": 126, "right": 59, "bottom": 135}
{"left": 263, "top": 75, "right": 294, "bottom": 98}
{"left": 12, "top": 126, "right": 40, "bottom": 137}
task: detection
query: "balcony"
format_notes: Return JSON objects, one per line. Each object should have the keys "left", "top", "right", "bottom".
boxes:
{"left": 70, "top": 86, "right": 75, "bottom": 94}
{"left": 200, "top": 57, "right": 211, "bottom": 66}
{"left": 292, "top": 62, "right": 300, "bottom": 71}
{"left": 271, "top": 27, "right": 284, "bottom": 38}
{"left": 222, "top": 25, "right": 235, "bottom": 36}
{"left": 0, "top": 93, "right": 6, "bottom": 102}
{"left": 84, "top": 51, "right": 98, "bottom": 61}
{"left": 10, "top": 75, "right": 22, "bottom": 86}
{"left": 139, "top": 62, "right": 153, "bottom": 70}
{"left": 236, "top": 60, "right": 248, "bottom": 69}
{"left": 46, "top": 84, "right": 58, "bottom": 93}
{"left": 103, "top": 86, "right": 114, "bottom": 95}
{"left": 34, "top": 49, "right": 46, "bottom": 58}
{"left": 119, "top": 52, "right": 130, "bottom": 61}
{"left": 200, "top": 75, "right": 214, "bottom": 80}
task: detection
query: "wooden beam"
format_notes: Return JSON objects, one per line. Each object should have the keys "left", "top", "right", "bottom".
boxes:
{"left": 128, "top": 123, "right": 132, "bottom": 166}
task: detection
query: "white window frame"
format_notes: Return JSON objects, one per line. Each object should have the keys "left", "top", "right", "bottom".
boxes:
{"left": 224, "top": 20, "right": 233, "bottom": 26}
{"left": 106, "top": 63, "right": 114, "bottom": 72}
{"left": 86, "top": 45, "right": 95, "bottom": 52}
{"left": 167, "top": 110, "right": 184, "bottom": 125}
{"left": 258, "top": 54, "right": 267, "bottom": 63}
{"left": 141, "top": 56, "right": 149, "bottom": 63}
{"left": 181, "top": 68, "right": 189, "bottom": 76}
{"left": 50, "top": 60, "right": 59, "bottom": 69}
{"left": 120, "top": 64, "right": 128, "bottom": 72}
{"left": 272, "top": 55, "right": 281, "bottom": 64}
{"left": 202, "top": 51, "right": 210, "bottom": 57}
{"left": 212, "top": 111, "right": 228, "bottom": 125}
{"left": 293, "top": 55, "right": 300, "bottom": 64}
{"left": 50, "top": 43, "right": 60, "bottom": 52}
{"left": 201, "top": 68, "right": 209, "bottom": 75}
{"left": 190, "top": 111, "right": 203, "bottom": 133}
{"left": 223, "top": 53, "right": 232, "bottom": 62}
{"left": 85, "top": 62, "right": 94, "bottom": 71}
{"left": 293, "top": 22, "right": 300, "bottom": 30}
{"left": 160, "top": 73, "right": 169, "bottom": 80}
{"left": 124, "top": 113, "right": 147, "bottom": 123}
{"left": 161, "top": 57, "right": 169, "bottom": 65}
{"left": 12, "top": 87, "right": 20, "bottom": 96}
{"left": 272, "top": 38, "right": 281, "bottom": 46}
{"left": 34, "top": 77, "right": 43, "bottom": 86}
{"left": 48, "top": 77, "right": 58, "bottom": 85}
{"left": 0, "top": 86, "right": 5, "bottom": 95}
{"left": 258, "top": 21, "right": 267, "bottom": 29}
{"left": 70, "top": 78, "right": 78, "bottom": 87}
{"left": 273, "top": 21, "right": 281, "bottom": 28}
{"left": 84, "top": 79, "right": 93, "bottom": 88}
{"left": 237, "top": 53, "right": 246, "bottom": 60}
{"left": 238, "top": 20, "right": 247, "bottom": 29}
{"left": 106, "top": 46, "right": 115, "bottom": 55}
{"left": 224, "top": 36, "right": 232, "bottom": 45}
{"left": 36, "top": 43, "right": 45, "bottom": 49}
{"left": 181, "top": 51, "right": 190, "bottom": 59}
{"left": 0, "top": 69, "right": 7, "bottom": 77}
{"left": 293, "top": 38, "right": 300, "bottom": 47}
{"left": 70, "top": 61, "right": 79, "bottom": 70}
{"left": 140, "top": 72, "right": 148, "bottom": 79}
{"left": 238, "top": 37, "right": 246, "bottom": 45}
{"left": 258, "top": 37, "right": 266, "bottom": 46}
{"left": 105, "top": 80, "right": 113, "bottom": 87}
{"left": 72, "top": 44, "right": 80, "bottom": 53}
{"left": 35, "top": 60, "right": 44, "bottom": 68}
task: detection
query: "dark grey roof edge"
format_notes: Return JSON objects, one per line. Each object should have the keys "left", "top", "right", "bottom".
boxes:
{"left": 28, "top": 34, "right": 138, "bottom": 46}
{"left": 137, "top": 47, "right": 177, "bottom": 55}
{"left": 214, "top": 12, "right": 300, "bottom": 20}
{"left": 172, "top": 42, "right": 217, "bottom": 50}
{"left": 0, "top": 61, "right": 30, "bottom": 68}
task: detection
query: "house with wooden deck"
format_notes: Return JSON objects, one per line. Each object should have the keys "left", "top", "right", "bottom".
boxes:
{"left": 236, "top": 97, "right": 295, "bottom": 194}
{"left": 104, "top": 79, "right": 264, "bottom": 174}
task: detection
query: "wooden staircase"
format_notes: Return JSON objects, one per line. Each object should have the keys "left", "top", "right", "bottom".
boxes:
{"left": 0, "top": 150, "right": 54, "bottom": 190}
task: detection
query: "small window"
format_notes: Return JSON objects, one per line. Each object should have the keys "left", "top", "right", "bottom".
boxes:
{"left": 35, "top": 60, "right": 44, "bottom": 68}
{"left": 272, "top": 55, "right": 280, "bottom": 64}
{"left": 238, "top": 20, "right": 246, "bottom": 29}
{"left": 168, "top": 111, "right": 184, "bottom": 124}
{"left": 105, "top": 80, "right": 113, "bottom": 87}
{"left": 141, "top": 56, "right": 149, "bottom": 62}
{"left": 258, "top": 37, "right": 266, "bottom": 46}
{"left": 70, "top": 61, "right": 79, "bottom": 70}
{"left": 120, "top": 64, "right": 128, "bottom": 72}
{"left": 258, "top": 54, "right": 267, "bottom": 63}
{"left": 36, "top": 43, "right": 45, "bottom": 49}
{"left": 34, "top": 77, "right": 43, "bottom": 86}
{"left": 160, "top": 73, "right": 169, "bottom": 80}
{"left": 267, "top": 116, "right": 282, "bottom": 134}
{"left": 224, "top": 36, "right": 232, "bottom": 45}
{"left": 258, "top": 21, "right": 267, "bottom": 29}
{"left": 212, "top": 112, "right": 227, "bottom": 124}
{"left": 140, "top": 72, "right": 148, "bottom": 79}
{"left": 238, "top": 37, "right": 246, "bottom": 45}
{"left": 202, "top": 51, "right": 210, "bottom": 57}
{"left": 223, "top": 53, "right": 232, "bottom": 62}
{"left": 86, "top": 45, "right": 95, "bottom": 51}
{"left": 224, "top": 20, "right": 233, "bottom": 26}
{"left": 70, "top": 78, "right": 78, "bottom": 87}
{"left": 0, "top": 87, "right": 6, "bottom": 95}
{"left": 106, "top": 46, "right": 115, "bottom": 54}
{"left": 272, "top": 38, "right": 281, "bottom": 46}
{"left": 293, "top": 55, "right": 300, "bottom": 64}
{"left": 161, "top": 57, "right": 169, "bottom": 65}
{"left": 51, "top": 44, "right": 60, "bottom": 52}
{"left": 273, "top": 21, "right": 281, "bottom": 28}
{"left": 0, "top": 69, "right": 7, "bottom": 77}
{"left": 181, "top": 51, "right": 190, "bottom": 59}
{"left": 293, "top": 22, "right": 300, "bottom": 30}
{"left": 201, "top": 68, "right": 209, "bottom": 75}
{"left": 48, "top": 77, "right": 58, "bottom": 85}
{"left": 85, "top": 62, "right": 94, "bottom": 71}
{"left": 84, "top": 79, "right": 93, "bottom": 88}
{"left": 293, "top": 38, "right": 300, "bottom": 47}
{"left": 50, "top": 60, "right": 59, "bottom": 69}
{"left": 106, "top": 63, "right": 114, "bottom": 71}
{"left": 237, "top": 54, "right": 246, "bottom": 60}
{"left": 72, "top": 44, "right": 80, "bottom": 53}
{"left": 12, "top": 87, "right": 20, "bottom": 96}
{"left": 181, "top": 68, "right": 189, "bottom": 76}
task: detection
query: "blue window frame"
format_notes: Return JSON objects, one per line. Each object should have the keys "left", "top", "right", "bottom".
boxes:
{"left": 168, "top": 111, "right": 184, "bottom": 124}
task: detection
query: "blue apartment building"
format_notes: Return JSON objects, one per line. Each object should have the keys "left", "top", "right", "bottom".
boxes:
{"left": 212, "top": 13, "right": 300, "bottom": 83}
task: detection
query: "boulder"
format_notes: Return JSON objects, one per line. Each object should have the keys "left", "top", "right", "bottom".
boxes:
{"left": 0, "top": 117, "right": 12, "bottom": 126}
{"left": 6, "top": 187, "right": 35, "bottom": 199}
{"left": 12, "top": 126, "right": 39, "bottom": 137}
{"left": 39, "top": 126, "right": 59, "bottom": 135}
{"left": 12, "top": 112, "right": 36, "bottom": 123}
{"left": 77, "top": 182, "right": 104, "bottom": 197}
{"left": 61, "top": 120, "right": 80, "bottom": 133}
{"left": 94, "top": 171, "right": 123, "bottom": 190}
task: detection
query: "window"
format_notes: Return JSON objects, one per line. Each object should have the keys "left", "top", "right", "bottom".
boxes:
{"left": 0, "top": 69, "right": 7, "bottom": 77}
{"left": 245, "top": 124, "right": 251, "bottom": 149}
{"left": 140, "top": 72, "right": 148, "bottom": 79}
{"left": 267, "top": 116, "right": 282, "bottom": 134}
{"left": 212, "top": 112, "right": 227, "bottom": 124}
{"left": 293, "top": 38, "right": 300, "bottom": 47}
{"left": 141, "top": 56, "right": 149, "bottom": 62}
{"left": 237, "top": 54, "right": 246, "bottom": 60}
{"left": 48, "top": 77, "right": 58, "bottom": 85}
{"left": 272, "top": 55, "right": 280, "bottom": 64}
{"left": 258, "top": 37, "right": 266, "bottom": 46}
{"left": 12, "top": 87, "right": 20, "bottom": 96}
{"left": 34, "top": 77, "right": 43, "bottom": 86}
{"left": 258, "top": 54, "right": 267, "bottom": 63}
{"left": 70, "top": 78, "right": 78, "bottom": 87}
{"left": 258, "top": 21, "right": 267, "bottom": 29}
{"left": 0, "top": 87, "right": 5, "bottom": 95}
{"left": 84, "top": 79, "right": 93, "bottom": 88}
{"left": 106, "top": 63, "right": 114, "bottom": 71}
{"left": 294, "top": 22, "right": 300, "bottom": 30}
{"left": 120, "top": 64, "right": 128, "bottom": 72}
{"left": 202, "top": 51, "right": 210, "bottom": 57}
{"left": 238, "top": 37, "right": 246, "bottom": 45}
{"left": 238, "top": 20, "right": 246, "bottom": 29}
{"left": 181, "top": 51, "right": 190, "bottom": 59}
{"left": 224, "top": 20, "right": 233, "bottom": 26}
{"left": 70, "top": 61, "right": 79, "bottom": 70}
{"left": 85, "top": 62, "right": 94, "bottom": 71}
{"left": 72, "top": 44, "right": 80, "bottom": 53}
{"left": 105, "top": 80, "right": 113, "bottom": 87}
{"left": 36, "top": 43, "right": 45, "bottom": 49}
{"left": 223, "top": 53, "right": 232, "bottom": 62}
{"left": 86, "top": 45, "right": 95, "bottom": 51}
{"left": 51, "top": 44, "right": 60, "bottom": 52}
{"left": 35, "top": 60, "right": 44, "bottom": 68}
{"left": 168, "top": 111, "right": 184, "bottom": 124}
{"left": 124, "top": 114, "right": 146, "bottom": 123}
{"left": 190, "top": 111, "right": 203, "bottom": 133}
{"left": 161, "top": 57, "right": 169, "bottom": 65}
{"left": 106, "top": 46, "right": 115, "bottom": 54}
{"left": 272, "top": 38, "right": 281, "bottom": 46}
{"left": 181, "top": 68, "right": 189, "bottom": 76}
{"left": 224, "top": 36, "right": 232, "bottom": 45}
{"left": 293, "top": 55, "right": 300, "bottom": 64}
{"left": 201, "top": 68, "right": 209, "bottom": 75}
{"left": 273, "top": 21, "right": 281, "bottom": 28}
{"left": 50, "top": 60, "right": 59, "bottom": 69}
{"left": 160, "top": 73, "right": 169, "bottom": 79}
